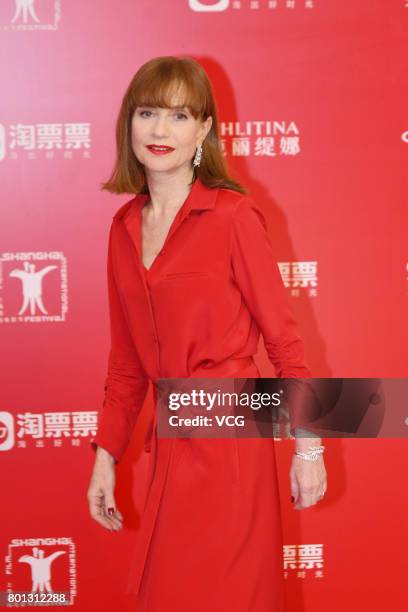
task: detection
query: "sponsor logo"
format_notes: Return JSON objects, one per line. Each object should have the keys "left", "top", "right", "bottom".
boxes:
{"left": 278, "top": 261, "right": 318, "bottom": 297}
{"left": 0, "top": 0, "right": 61, "bottom": 31}
{"left": 0, "top": 122, "right": 91, "bottom": 161}
{"left": 284, "top": 543, "right": 324, "bottom": 578}
{"left": 189, "top": 0, "right": 315, "bottom": 12}
{"left": 0, "top": 252, "right": 68, "bottom": 323}
{"left": 4, "top": 538, "right": 76, "bottom": 604}
{"left": 219, "top": 120, "right": 301, "bottom": 157}
{"left": 0, "top": 410, "right": 98, "bottom": 453}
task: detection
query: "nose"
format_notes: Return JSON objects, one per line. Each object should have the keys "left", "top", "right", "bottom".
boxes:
{"left": 151, "top": 113, "right": 169, "bottom": 138}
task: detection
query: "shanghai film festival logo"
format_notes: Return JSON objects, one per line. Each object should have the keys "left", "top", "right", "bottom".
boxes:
{"left": 3, "top": 538, "right": 77, "bottom": 605}
{"left": 0, "top": 0, "right": 61, "bottom": 31}
{"left": 0, "top": 251, "right": 68, "bottom": 323}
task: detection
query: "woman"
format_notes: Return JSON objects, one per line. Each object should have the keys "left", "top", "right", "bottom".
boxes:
{"left": 87, "top": 56, "right": 327, "bottom": 611}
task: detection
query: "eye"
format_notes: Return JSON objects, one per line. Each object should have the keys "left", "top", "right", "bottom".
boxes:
{"left": 175, "top": 112, "right": 188, "bottom": 120}
{"left": 139, "top": 110, "right": 152, "bottom": 118}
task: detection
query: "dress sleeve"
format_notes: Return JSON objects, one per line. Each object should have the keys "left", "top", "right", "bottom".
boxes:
{"left": 90, "top": 223, "right": 149, "bottom": 463}
{"left": 231, "top": 197, "right": 317, "bottom": 434}
{"left": 231, "top": 196, "right": 312, "bottom": 378}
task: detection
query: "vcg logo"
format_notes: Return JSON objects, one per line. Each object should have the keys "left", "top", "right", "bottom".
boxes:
{"left": 189, "top": 0, "right": 229, "bottom": 11}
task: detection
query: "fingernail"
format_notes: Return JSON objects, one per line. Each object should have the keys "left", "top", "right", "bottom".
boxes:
{"left": 291, "top": 496, "right": 295, "bottom": 503}
{"left": 107, "top": 507, "right": 115, "bottom": 516}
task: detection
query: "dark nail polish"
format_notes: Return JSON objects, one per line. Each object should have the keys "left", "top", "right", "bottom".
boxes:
{"left": 107, "top": 507, "right": 115, "bottom": 516}
{"left": 291, "top": 496, "right": 294, "bottom": 503}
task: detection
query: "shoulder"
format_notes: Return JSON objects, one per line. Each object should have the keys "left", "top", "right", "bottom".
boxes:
{"left": 215, "top": 188, "right": 267, "bottom": 231}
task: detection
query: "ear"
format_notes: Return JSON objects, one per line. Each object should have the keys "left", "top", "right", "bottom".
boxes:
{"left": 201, "top": 115, "right": 213, "bottom": 141}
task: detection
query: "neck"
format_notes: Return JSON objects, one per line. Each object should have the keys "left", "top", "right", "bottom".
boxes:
{"left": 145, "top": 167, "right": 196, "bottom": 216}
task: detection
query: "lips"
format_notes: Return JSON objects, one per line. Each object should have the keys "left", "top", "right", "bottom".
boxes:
{"left": 147, "top": 145, "right": 175, "bottom": 152}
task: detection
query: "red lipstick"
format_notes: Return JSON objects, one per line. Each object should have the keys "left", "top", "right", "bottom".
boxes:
{"left": 146, "top": 144, "right": 175, "bottom": 155}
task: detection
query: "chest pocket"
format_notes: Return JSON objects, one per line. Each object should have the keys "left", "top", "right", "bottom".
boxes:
{"left": 162, "top": 271, "right": 213, "bottom": 280}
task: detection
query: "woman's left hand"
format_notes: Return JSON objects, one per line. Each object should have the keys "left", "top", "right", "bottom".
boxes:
{"left": 289, "top": 454, "right": 327, "bottom": 510}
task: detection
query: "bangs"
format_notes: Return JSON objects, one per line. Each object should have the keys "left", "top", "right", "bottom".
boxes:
{"left": 130, "top": 64, "right": 208, "bottom": 120}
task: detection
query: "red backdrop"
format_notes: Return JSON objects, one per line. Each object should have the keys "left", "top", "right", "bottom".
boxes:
{"left": 1, "top": 1, "right": 407, "bottom": 610}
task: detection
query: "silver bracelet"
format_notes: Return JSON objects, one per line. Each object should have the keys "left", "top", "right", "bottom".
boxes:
{"left": 295, "top": 445, "right": 325, "bottom": 461}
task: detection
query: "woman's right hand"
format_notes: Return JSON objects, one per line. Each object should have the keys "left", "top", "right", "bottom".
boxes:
{"left": 87, "top": 446, "right": 124, "bottom": 532}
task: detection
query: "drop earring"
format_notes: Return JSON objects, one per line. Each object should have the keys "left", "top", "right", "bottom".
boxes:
{"left": 193, "top": 143, "right": 203, "bottom": 167}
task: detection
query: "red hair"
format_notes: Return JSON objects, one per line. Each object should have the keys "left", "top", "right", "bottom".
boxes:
{"left": 101, "top": 55, "right": 247, "bottom": 196}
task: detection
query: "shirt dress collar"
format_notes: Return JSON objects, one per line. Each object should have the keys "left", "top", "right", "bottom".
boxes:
{"left": 113, "top": 176, "right": 217, "bottom": 220}
{"left": 114, "top": 176, "right": 219, "bottom": 272}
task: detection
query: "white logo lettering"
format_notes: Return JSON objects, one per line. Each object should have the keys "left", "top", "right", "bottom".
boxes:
{"left": 189, "top": 0, "right": 229, "bottom": 12}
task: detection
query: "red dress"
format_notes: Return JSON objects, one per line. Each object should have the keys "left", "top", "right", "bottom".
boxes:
{"left": 91, "top": 176, "right": 311, "bottom": 611}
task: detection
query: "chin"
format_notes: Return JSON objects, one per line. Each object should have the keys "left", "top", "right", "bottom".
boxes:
{"left": 145, "top": 161, "right": 175, "bottom": 170}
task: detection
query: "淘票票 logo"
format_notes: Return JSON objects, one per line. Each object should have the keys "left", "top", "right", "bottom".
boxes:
{"left": 283, "top": 543, "right": 324, "bottom": 579}
{"left": 0, "top": 409, "right": 98, "bottom": 454}
{"left": 278, "top": 261, "right": 318, "bottom": 297}
{"left": 0, "top": 122, "right": 91, "bottom": 161}
{"left": 0, "top": 412, "right": 15, "bottom": 451}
